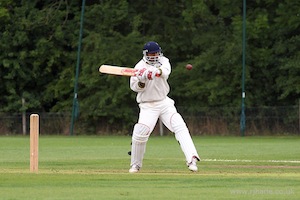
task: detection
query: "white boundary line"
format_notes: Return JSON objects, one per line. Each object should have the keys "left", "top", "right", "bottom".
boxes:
{"left": 203, "top": 158, "right": 300, "bottom": 164}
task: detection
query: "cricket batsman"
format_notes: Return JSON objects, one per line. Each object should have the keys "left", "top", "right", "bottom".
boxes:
{"left": 129, "top": 41, "right": 200, "bottom": 173}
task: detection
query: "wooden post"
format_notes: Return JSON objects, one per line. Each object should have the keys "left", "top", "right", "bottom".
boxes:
{"left": 30, "top": 114, "right": 39, "bottom": 173}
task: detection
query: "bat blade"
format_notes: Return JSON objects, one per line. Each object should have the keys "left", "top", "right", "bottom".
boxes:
{"left": 99, "top": 65, "right": 137, "bottom": 76}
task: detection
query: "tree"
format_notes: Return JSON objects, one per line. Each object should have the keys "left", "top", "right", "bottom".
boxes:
{"left": 169, "top": 0, "right": 243, "bottom": 109}
{"left": 0, "top": 0, "right": 299, "bottom": 134}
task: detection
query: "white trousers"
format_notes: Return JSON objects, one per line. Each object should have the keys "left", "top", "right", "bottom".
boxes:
{"left": 130, "top": 97, "right": 200, "bottom": 168}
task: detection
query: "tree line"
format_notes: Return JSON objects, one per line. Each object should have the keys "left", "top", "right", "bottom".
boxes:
{"left": 0, "top": 0, "right": 299, "bottom": 133}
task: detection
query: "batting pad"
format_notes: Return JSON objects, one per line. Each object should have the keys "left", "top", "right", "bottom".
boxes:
{"left": 130, "top": 124, "right": 150, "bottom": 168}
{"left": 175, "top": 132, "right": 200, "bottom": 163}
{"left": 171, "top": 113, "right": 200, "bottom": 163}
{"left": 130, "top": 140, "right": 146, "bottom": 168}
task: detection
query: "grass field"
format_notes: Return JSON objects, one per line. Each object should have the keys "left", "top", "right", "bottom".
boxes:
{"left": 0, "top": 135, "right": 299, "bottom": 199}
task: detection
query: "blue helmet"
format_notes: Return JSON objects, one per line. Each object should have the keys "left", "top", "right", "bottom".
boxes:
{"left": 143, "top": 41, "right": 162, "bottom": 65}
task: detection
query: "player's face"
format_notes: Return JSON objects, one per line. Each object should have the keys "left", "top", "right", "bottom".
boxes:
{"left": 147, "top": 52, "right": 159, "bottom": 63}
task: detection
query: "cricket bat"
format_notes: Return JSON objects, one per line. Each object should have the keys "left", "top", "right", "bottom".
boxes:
{"left": 99, "top": 64, "right": 160, "bottom": 77}
{"left": 99, "top": 65, "right": 137, "bottom": 76}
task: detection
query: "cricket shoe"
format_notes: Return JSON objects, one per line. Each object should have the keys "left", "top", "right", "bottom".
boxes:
{"left": 188, "top": 156, "right": 199, "bottom": 172}
{"left": 129, "top": 165, "right": 140, "bottom": 173}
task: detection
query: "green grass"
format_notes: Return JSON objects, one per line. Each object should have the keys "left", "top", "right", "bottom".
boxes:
{"left": 0, "top": 136, "right": 299, "bottom": 199}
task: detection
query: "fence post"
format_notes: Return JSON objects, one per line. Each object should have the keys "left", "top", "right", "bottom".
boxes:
{"left": 22, "top": 98, "right": 26, "bottom": 135}
{"left": 159, "top": 119, "right": 164, "bottom": 136}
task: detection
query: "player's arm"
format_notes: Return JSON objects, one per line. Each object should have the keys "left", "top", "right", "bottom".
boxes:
{"left": 155, "top": 57, "right": 171, "bottom": 78}
{"left": 130, "top": 64, "right": 147, "bottom": 92}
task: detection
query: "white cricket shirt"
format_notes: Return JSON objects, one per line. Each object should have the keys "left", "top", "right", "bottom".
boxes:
{"left": 130, "top": 56, "right": 171, "bottom": 103}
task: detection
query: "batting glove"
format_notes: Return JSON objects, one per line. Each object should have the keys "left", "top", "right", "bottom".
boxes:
{"left": 147, "top": 67, "right": 161, "bottom": 79}
{"left": 135, "top": 68, "right": 147, "bottom": 83}
{"left": 143, "top": 68, "right": 156, "bottom": 80}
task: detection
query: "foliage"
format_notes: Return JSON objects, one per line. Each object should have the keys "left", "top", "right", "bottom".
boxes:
{"left": 0, "top": 0, "right": 299, "bottom": 133}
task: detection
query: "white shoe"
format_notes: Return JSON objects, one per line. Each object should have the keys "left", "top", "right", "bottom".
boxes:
{"left": 188, "top": 157, "right": 199, "bottom": 172}
{"left": 129, "top": 165, "right": 140, "bottom": 173}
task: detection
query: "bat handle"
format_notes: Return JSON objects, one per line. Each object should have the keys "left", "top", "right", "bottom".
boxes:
{"left": 134, "top": 73, "right": 160, "bottom": 77}
{"left": 133, "top": 70, "right": 161, "bottom": 77}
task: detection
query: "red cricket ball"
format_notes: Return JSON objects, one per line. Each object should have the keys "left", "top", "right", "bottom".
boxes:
{"left": 186, "top": 64, "right": 193, "bottom": 70}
